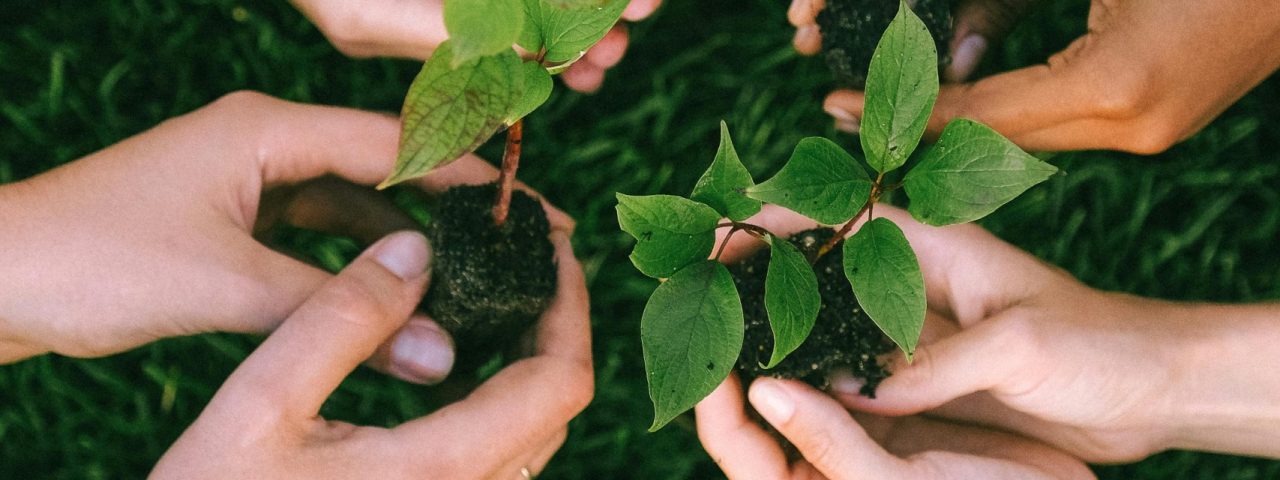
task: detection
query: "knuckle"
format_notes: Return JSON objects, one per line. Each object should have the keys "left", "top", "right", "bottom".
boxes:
{"left": 309, "top": 278, "right": 399, "bottom": 329}
{"left": 1118, "top": 118, "right": 1181, "bottom": 155}
{"left": 796, "top": 427, "right": 843, "bottom": 469}
{"left": 313, "top": 7, "right": 373, "bottom": 57}
{"left": 209, "top": 90, "right": 274, "bottom": 114}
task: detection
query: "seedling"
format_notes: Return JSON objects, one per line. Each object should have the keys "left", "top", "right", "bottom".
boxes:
{"left": 376, "top": 0, "right": 628, "bottom": 370}
{"left": 619, "top": 2, "right": 1059, "bottom": 431}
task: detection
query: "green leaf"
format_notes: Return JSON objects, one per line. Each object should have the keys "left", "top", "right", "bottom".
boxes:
{"left": 381, "top": 43, "right": 522, "bottom": 188}
{"left": 519, "top": 0, "right": 627, "bottom": 63}
{"left": 843, "top": 217, "right": 925, "bottom": 361}
{"left": 643, "top": 261, "right": 744, "bottom": 431}
{"left": 546, "top": 0, "right": 607, "bottom": 7}
{"left": 762, "top": 236, "right": 820, "bottom": 368}
{"left": 690, "top": 121, "right": 760, "bottom": 221}
{"left": 859, "top": 0, "right": 939, "bottom": 174}
{"left": 903, "top": 119, "right": 1058, "bottom": 225}
{"left": 745, "top": 137, "right": 873, "bottom": 225}
{"left": 507, "top": 61, "right": 553, "bottom": 124}
{"left": 616, "top": 194, "right": 721, "bottom": 278}
{"left": 444, "top": 0, "right": 525, "bottom": 66}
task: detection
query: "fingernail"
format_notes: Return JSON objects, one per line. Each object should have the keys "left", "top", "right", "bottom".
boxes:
{"left": 390, "top": 321, "right": 454, "bottom": 384}
{"left": 829, "top": 369, "right": 865, "bottom": 395}
{"left": 370, "top": 231, "right": 431, "bottom": 280}
{"left": 826, "top": 103, "right": 857, "bottom": 124}
{"left": 948, "top": 34, "right": 987, "bottom": 83}
{"left": 749, "top": 380, "right": 795, "bottom": 424}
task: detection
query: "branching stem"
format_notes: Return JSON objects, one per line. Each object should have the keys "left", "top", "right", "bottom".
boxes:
{"left": 492, "top": 119, "right": 523, "bottom": 227}
{"left": 713, "top": 221, "right": 772, "bottom": 260}
{"left": 816, "top": 172, "right": 886, "bottom": 259}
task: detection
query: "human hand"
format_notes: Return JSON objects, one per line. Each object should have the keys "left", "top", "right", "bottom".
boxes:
{"left": 290, "top": 0, "right": 662, "bottom": 93}
{"left": 714, "top": 204, "right": 1280, "bottom": 462}
{"left": 152, "top": 229, "right": 593, "bottom": 479}
{"left": 695, "top": 373, "right": 1094, "bottom": 479}
{"left": 0, "top": 91, "right": 569, "bottom": 385}
{"left": 790, "top": 0, "right": 1280, "bottom": 153}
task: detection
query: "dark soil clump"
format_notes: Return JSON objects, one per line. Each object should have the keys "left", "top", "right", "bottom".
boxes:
{"left": 817, "top": 0, "right": 953, "bottom": 89}
{"left": 421, "top": 183, "right": 557, "bottom": 372}
{"left": 730, "top": 228, "right": 892, "bottom": 396}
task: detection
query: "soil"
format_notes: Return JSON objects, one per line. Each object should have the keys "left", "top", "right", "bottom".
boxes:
{"left": 420, "top": 183, "right": 557, "bottom": 372}
{"left": 817, "top": 0, "right": 954, "bottom": 89}
{"left": 730, "top": 228, "right": 892, "bottom": 397}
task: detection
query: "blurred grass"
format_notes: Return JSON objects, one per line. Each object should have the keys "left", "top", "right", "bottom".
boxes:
{"left": 1, "top": 0, "right": 1278, "bottom": 478}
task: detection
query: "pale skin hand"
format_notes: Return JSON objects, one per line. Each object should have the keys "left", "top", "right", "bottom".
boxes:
{"left": 695, "top": 373, "right": 1095, "bottom": 480}
{"left": 715, "top": 205, "right": 1280, "bottom": 463}
{"left": 0, "top": 91, "right": 571, "bottom": 388}
{"left": 789, "top": 0, "right": 1280, "bottom": 153}
{"left": 152, "top": 229, "right": 594, "bottom": 479}
{"left": 289, "top": 0, "right": 663, "bottom": 93}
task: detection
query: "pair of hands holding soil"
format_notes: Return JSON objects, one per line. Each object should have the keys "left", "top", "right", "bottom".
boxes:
{"left": 696, "top": 205, "right": 1280, "bottom": 479}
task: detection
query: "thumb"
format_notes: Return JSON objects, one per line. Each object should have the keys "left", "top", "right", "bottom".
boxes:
{"left": 749, "top": 378, "right": 913, "bottom": 479}
{"left": 946, "top": 0, "right": 1040, "bottom": 82}
{"left": 219, "top": 230, "right": 434, "bottom": 418}
{"left": 831, "top": 313, "right": 1028, "bottom": 416}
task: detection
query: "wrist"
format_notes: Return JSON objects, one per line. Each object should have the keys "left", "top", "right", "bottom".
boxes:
{"left": 1160, "top": 301, "right": 1280, "bottom": 457}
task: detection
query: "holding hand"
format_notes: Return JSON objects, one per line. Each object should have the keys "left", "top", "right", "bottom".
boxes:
{"left": 790, "top": 0, "right": 1280, "bottom": 153}
{"left": 152, "top": 230, "right": 593, "bottom": 479}
{"left": 695, "top": 373, "right": 1094, "bottom": 480}
{"left": 0, "top": 91, "right": 568, "bottom": 385}
{"left": 290, "top": 0, "right": 662, "bottom": 93}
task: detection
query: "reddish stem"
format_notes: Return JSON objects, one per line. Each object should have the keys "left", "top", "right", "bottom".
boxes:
{"left": 492, "top": 120, "right": 523, "bottom": 226}
{"left": 816, "top": 172, "right": 885, "bottom": 258}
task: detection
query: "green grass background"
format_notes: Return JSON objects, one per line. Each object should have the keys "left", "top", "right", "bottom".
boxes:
{"left": 2, "top": 0, "right": 1279, "bottom": 478}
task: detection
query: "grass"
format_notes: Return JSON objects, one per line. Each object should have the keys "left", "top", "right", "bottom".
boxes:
{"left": 1, "top": 0, "right": 1278, "bottom": 478}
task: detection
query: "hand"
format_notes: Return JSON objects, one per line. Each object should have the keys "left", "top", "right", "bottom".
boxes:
{"left": 717, "top": 205, "right": 1280, "bottom": 462}
{"left": 695, "top": 373, "right": 1094, "bottom": 479}
{"left": 0, "top": 91, "right": 569, "bottom": 386}
{"left": 789, "top": 0, "right": 1280, "bottom": 153}
{"left": 152, "top": 229, "right": 593, "bottom": 479}
{"left": 290, "top": 0, "right": 662, "bottom": 93}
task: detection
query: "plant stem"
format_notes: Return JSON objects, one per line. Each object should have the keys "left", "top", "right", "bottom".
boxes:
{"left": 492, "top": 119, "right": 523, "bottom": 227}
{"left": 816, "top": 172, "right": 885, "bottom": 258}
{"left": 712, "top": 221, "right": 773, "bottom": 260}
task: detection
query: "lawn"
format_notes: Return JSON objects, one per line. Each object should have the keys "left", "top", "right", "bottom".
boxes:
{"left": 2, "top": 0, "right": 1279, "bottom": 478}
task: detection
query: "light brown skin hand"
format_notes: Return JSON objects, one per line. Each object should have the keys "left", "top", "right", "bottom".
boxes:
{"left": 151, "top": 230, "right": 593, "bottom": 479}
{"left": 0, "top": 91, "right": 571, "bottom": 385}
{"left": 702, "top": 204, "right": 1280, "bottom": 465}
{"left": 790, "top": 0, "right": 1280, "bottom": 153}
{"left": 289, "top": 0, "right": 663, "bottom": 93}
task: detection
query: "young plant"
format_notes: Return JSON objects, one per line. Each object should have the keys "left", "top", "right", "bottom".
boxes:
{"left": 374, "top": 0, "right": 628, "bottom": 370}
{"left": 619, "top": 1, "right": 1060, "bottom": 431}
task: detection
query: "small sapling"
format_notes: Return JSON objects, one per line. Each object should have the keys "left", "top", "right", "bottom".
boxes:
{"left": 378, "top": 0, "right": 628, "bottom": 371}
{"left": 619, "top": 1, "right": 1059, "bottom": 431}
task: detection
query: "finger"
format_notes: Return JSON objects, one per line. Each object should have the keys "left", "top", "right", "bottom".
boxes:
{"left": 365, "top": 314, "right": 455, "bottom": 385}
{"left": 694, "top": 373, "right": 791, "bottom": 480}
{"left": 561, "top": 61, "right": 606, "bottom": 94}
{"left": 585, "top": 25, "right": 629, "bottom": 69}
{"left": 832, "top": 312, "right": 1028, "bottom": 416}
{"left": 946, "top": 0, "right": 1039, "bottom": 82}
{"left": 271, "top": 177, "right": 420, "bottom": 244}
{"left": 787, "top": 0, "right": 824, "bottom": 27}
{"left": 218, "top": 231, "right": 432, "bottom": 418}
{"left": 219, "top": 92, "right": 573, "bottom": 232}
{"left": 749, "top": 378, "right": 912, "bottom": 478}
{"left": 622, "top": 0, "right": 661, "bottom": 22}
{"left": 290, "top": 0, "right": 447, "bottom": 60}
{"left": 390, "top": 232, "right": 593, "bottom": 477}
{"left": 488, "top": 428, "right": 568, "bottom": 480}
{"left": 827, "top": 309, "right": 959, "bottom": 395}
{"left": 793, "top": 25, "right": 822, "bottom": 56}
{"left": 823, "top": 90, "right": 863, "bottom": 133}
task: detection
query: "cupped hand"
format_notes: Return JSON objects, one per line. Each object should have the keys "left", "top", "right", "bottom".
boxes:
{"left": 695, "top": 373, "right": 1094, "bottom": 480}
{"left": 711, "top": 204, "right": 1196, "bottom": 463}
{"left": 790, "top": 0, "right": 1280, "bottom": 153}
{"left": 0, "top": 91, "right": 569, "bottom": 387}
{"left": 152, "top": 229, "right": 593, "bottom": 479}
{"left": 290, "top": 0, "right": 662, "bottom": 93}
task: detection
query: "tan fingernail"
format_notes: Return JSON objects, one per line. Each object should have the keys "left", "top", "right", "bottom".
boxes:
{"left": 947, "top": 34, "right": 987, "bottom": 83}
{"left": 749, "top": 380, "right": 795, "bottom": 424}
{"left": 371, "top": 231, "right": 431, "bottom": 280}
{"left": 794, "top": 25, "right": 820, "bottom": 51}
{"left": 390, "top": 321, "right": 454, "bottom": 384}
{"left": 829, "top": 369, "right": 865, "bottom": 395}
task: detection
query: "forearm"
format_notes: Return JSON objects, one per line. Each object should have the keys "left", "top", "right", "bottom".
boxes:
{"left": 0, "top": 181, "right": 47, "bottom": 363}
{"left": 1163, "top": 301, "right": 1280, "bottom": 457}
